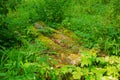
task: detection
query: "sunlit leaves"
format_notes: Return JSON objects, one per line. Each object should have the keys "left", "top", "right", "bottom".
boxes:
{"left": 72, "top": 67, "right": 83, "bottom": 79}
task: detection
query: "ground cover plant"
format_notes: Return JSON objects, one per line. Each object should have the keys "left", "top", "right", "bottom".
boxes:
{"left": 0, "top": 0, "right": 120, "bottom": 80}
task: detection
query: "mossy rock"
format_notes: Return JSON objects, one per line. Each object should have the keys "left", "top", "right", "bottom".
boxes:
{"left": 58, "top": 27, "right": 80, "bottom": 41}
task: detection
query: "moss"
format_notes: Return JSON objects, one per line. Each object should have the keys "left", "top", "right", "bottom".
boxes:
{"left": 52, "top": 33, "right": 80, "bottom": 53}
{"left": 32, "top": 24, "right": 81, "bottom": 54}
{"left": 58, "top": 27, "right": 80, "bottom": 41}
{"left": 38, "top": 34, "right": 61, "bottom": 50}
{"left": 32, "top": 23, "right": 94, "bottom": 66}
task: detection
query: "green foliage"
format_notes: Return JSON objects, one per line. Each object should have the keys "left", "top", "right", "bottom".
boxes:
{"left": 0, "top": 0, "right": 120, "bottom": 80}
{"left": 0, "top": 0, "right": 70, "bottom": 48}
{"left": 72, "top": 67, "right": 83, "bottom": 79}
{"left": 0, "top": 0, "right": 34, "bottom": 47}
{"left": 0, "top": 40, "right": 48, "bottom": 79}
{"left": 0, "top": 0, "right": 16, "bottom": 47}
{"left": 59, "top": 50, "right": 120, "bottom": 80}
{"left": 62, "top": 0, "right": 120, "bottom": 55}
{"left": 35, "top": 0, "right": 70, "bottom": 28}
{"left": 44, "top": 0, "right": 69, "bottom": 23}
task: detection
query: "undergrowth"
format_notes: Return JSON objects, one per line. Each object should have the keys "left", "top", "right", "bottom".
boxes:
{"left": 62, "top": 0, "right": 120, "bottom": 56}
{"left": 0, "top": 0, "right": 120, "bottom": 80}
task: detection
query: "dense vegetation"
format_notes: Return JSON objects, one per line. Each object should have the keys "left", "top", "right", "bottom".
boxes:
{"left": 0, "top": 0, "right": 120, "bottom": 80}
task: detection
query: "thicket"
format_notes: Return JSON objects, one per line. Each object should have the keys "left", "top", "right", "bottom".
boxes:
{"left": 0, "top": 0, "right": 69, "bottom": 47}
{"left": 0, "top": 0, "right": 120, "bottom": 80}
{"left": 62, "top": 0, "right": 120, "bottom": 55}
